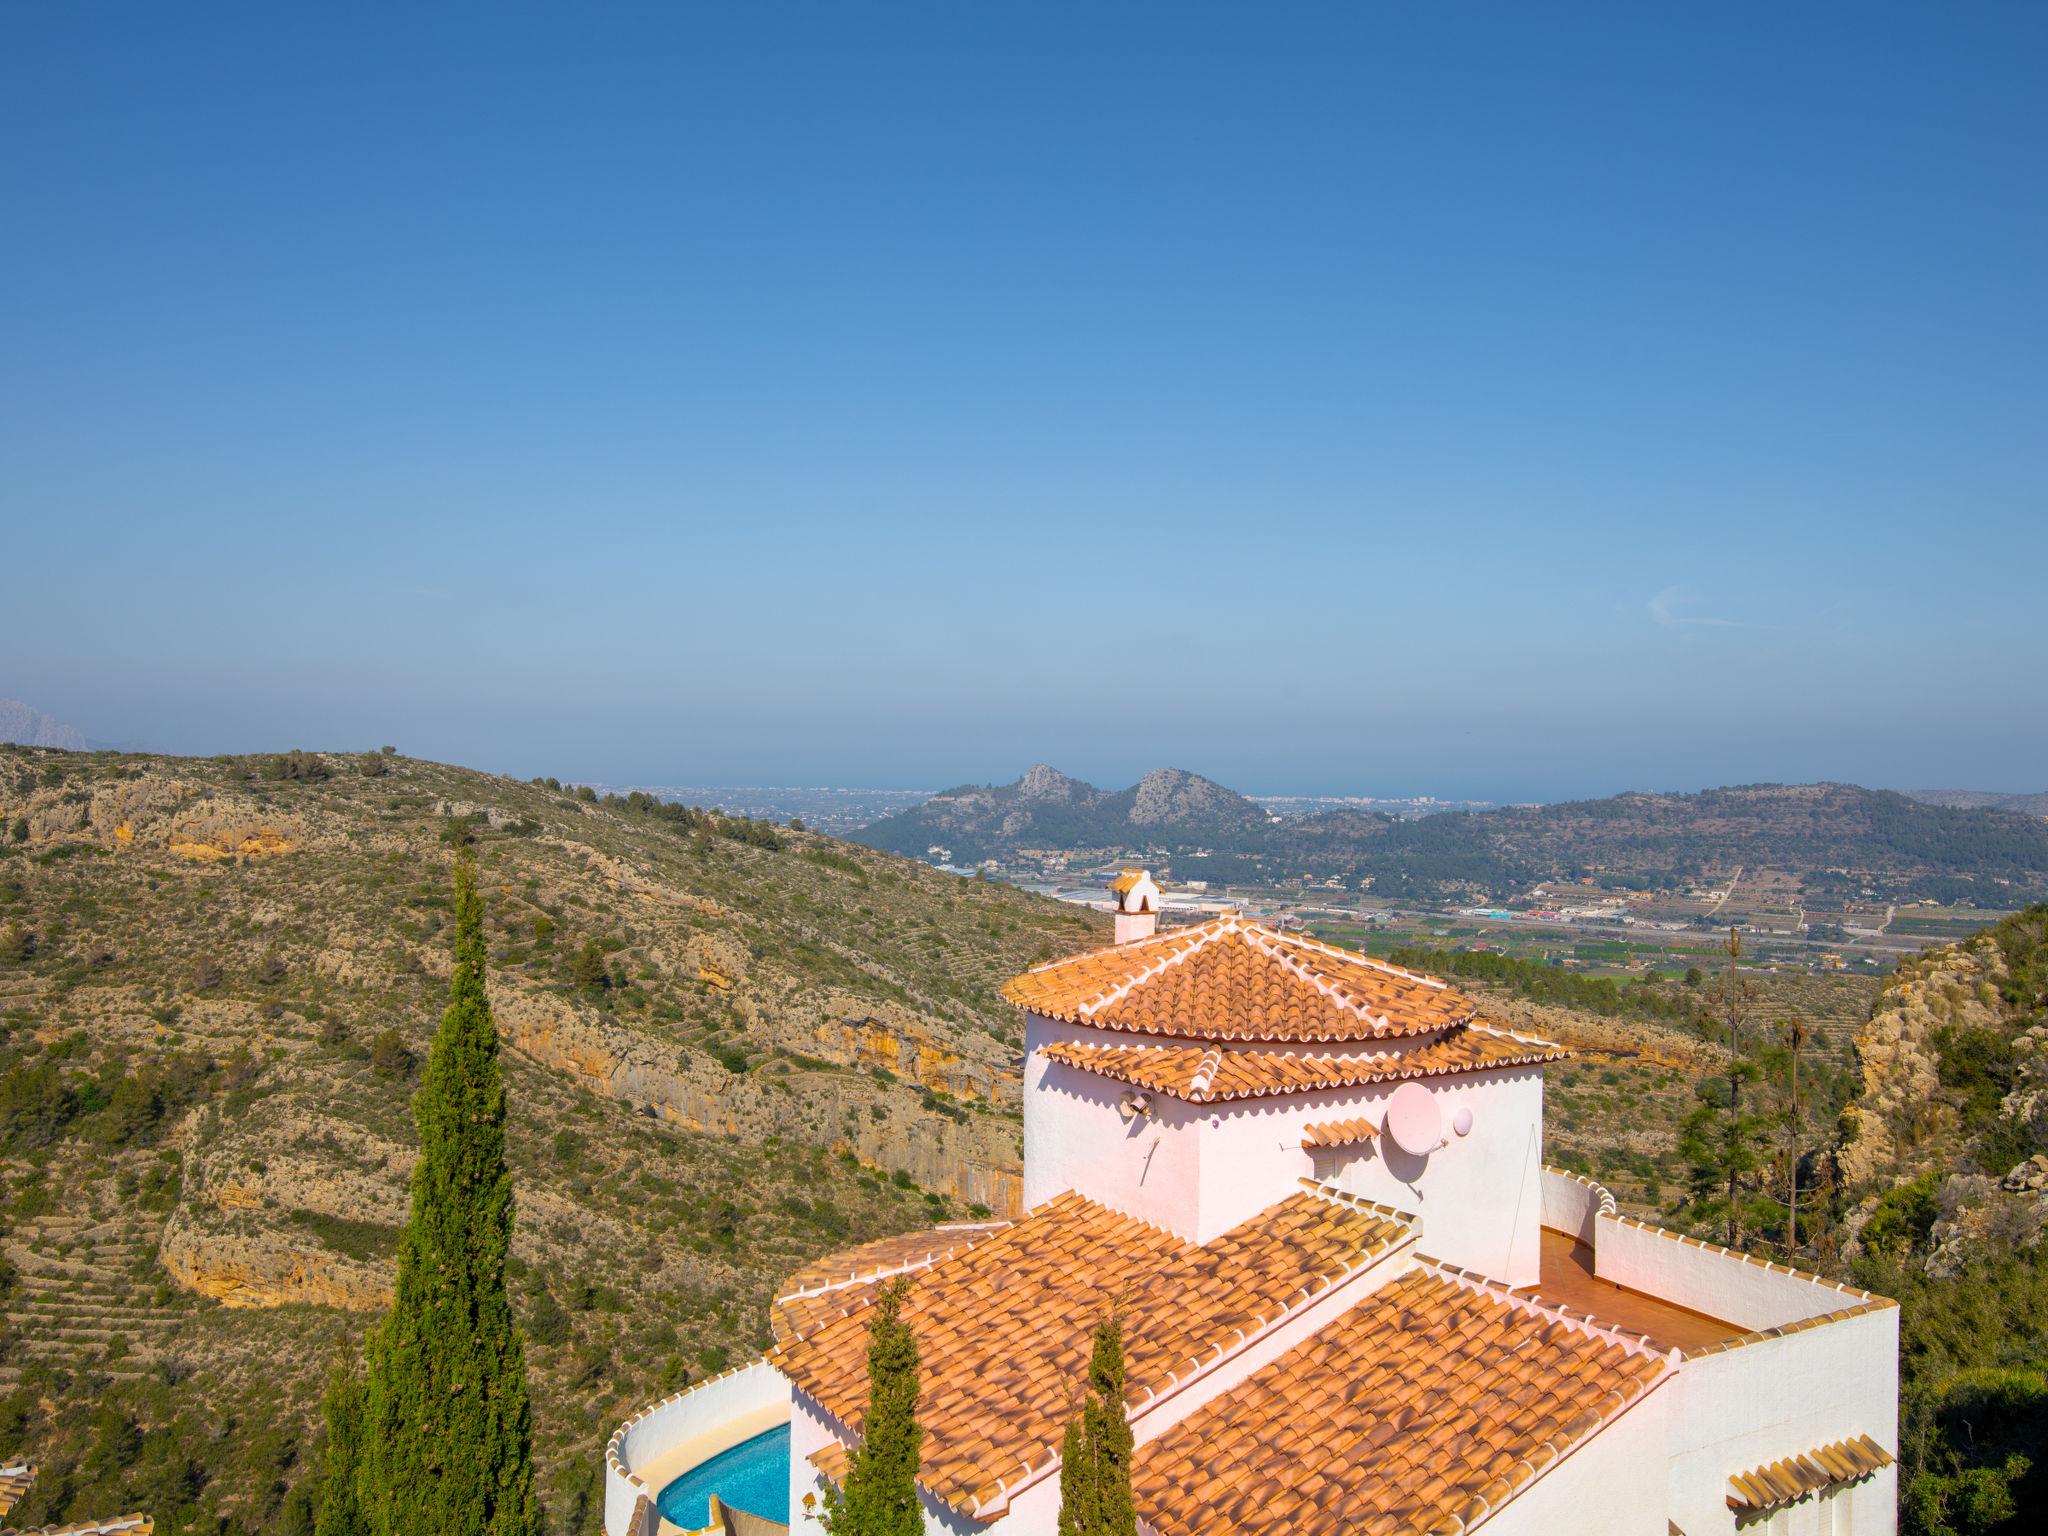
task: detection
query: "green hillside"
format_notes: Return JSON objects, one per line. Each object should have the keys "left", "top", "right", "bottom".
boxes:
{"left": 0, "top": 745, "right": 1104, "bottom": 1536}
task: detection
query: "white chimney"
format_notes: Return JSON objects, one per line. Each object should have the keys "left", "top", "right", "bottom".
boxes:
{"left": 1110, "top": 868, "right": 1161, "bottom": 944}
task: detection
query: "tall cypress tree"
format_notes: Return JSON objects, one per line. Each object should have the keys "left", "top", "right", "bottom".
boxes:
{"left": 358, "top": 852, "right": 541, "bottom": 1536}
{"left": 822, "top": 1277, "right": 923, "bottom": 1536}
{"left": 313, "top": 1369, "right": 367, "bottom": 1536}
{"left": 1057, "top": 1315, "right": 1135, "bottom": 1536}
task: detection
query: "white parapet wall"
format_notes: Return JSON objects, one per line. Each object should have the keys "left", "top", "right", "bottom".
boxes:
{"left": 606, "top": 1358, "right": 792, "bottom": 1536}
{"left": 1593, "top": 1213, "right": 1884, "bottom": 1333}
{"left": 1538, "top": 1165, "right": 1615, "bottom": 1245}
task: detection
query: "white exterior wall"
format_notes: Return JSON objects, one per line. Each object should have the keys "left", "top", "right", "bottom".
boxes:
{"left": 1661, "top": 1308, "right": 1899, "bottom": 1536}
{"left": 1476, "top": 1382, "right": 1669, "bottom": 1536}
{"left": 604, "top": 1360, "right": 790, "bottom": 1536}
{"left": 1022, "top": 1016, "right": 1204, "bottom": 1231}
{"left": 788, "top": 1388, "right": 837, "bottom": 1536}
{"left": 1024, "top": 1012, "right": 1544, "bottom": 1280}
{"left": 1205, "top": 1066, "right": 1544, "bottom": 1277}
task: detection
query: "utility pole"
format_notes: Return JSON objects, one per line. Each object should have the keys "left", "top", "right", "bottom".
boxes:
{"left": 1721, "top": 927, "right": 1752, "bottom": 1248}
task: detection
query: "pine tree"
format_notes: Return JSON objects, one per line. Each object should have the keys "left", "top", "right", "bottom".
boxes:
{"left": 358, "top": 852, "right": 542, "bottom": 1536}
{"left": 821, "top": 1277, "right": 923, "bottom": 1536}
{"left": 1057, "top": 1315, "right": 1135, "bottom": 1536}
{"left": 1681, "top": 928, "right": 1771, "bottom": 1248}
{"left": 313, "top": 1369, "right": 367, "bottom": 1536}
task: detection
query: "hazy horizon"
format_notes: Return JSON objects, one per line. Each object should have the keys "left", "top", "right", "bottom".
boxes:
{"left": 6, "top": 4, "right": 2044, "bottom": 802}
{"left": 4, "top": 694, "right": 2040, "bottom": 808}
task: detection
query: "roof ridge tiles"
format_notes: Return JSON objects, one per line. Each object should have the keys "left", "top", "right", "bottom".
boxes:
{"left": 1243, "top": 924, "right": 1392, "bottom": 1027}
{"left": 1076, "top": 918, "right": 1233, "bottom": 1018}
{"left": 773, "top": 1221, "right": 1013, "bottom": 1303}
{"left": 1296, "top": 1175, "right": 1419, "bottom": 1227}
{"left": 1249, "top": 922, "right": 1454, "bottom": 993}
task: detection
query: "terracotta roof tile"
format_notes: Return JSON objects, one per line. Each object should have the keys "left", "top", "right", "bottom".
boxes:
{"left": 1726, "top": 1434, "right": 1893, "bottom": 1513}
{"left": 1134, "top": 1268, "right": 1673, "bottom": 1536}
{"left": 770, "top": 1222, "right": 1012, "bottom": 1340}
{"left": 1, "top": 1462, "right": 36, "bottom": 1522}
{"left": 1003, "top": 918, "right": 1475, "bottom": 1043}
{"left": 1040, "top": 1023, "right": 1567, "bottom": 1104}
{"left": 771, "top": 1188, "right": 1413, "bottom": 1519}
{"left": 1301, "top": 1117, "right": 1378, "bottom": 1149}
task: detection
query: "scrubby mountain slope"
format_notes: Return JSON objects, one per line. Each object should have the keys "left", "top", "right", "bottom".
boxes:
{"left": 0, "top": 745, "right": 1104, "bottom": 1535}
{"left": 1836, "top": 906, "right": 2048, "bottom": 1533}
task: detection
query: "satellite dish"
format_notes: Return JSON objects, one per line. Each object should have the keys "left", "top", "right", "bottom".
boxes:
{"left": 1382, "top": 1082, "right": 1442, "bottom": 1156}
{"left": 1452, "top": 1106, "right": 1475, "bottom": 1138}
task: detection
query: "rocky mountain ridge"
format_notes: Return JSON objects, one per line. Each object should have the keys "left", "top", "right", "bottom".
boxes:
{"left": 861, "top": 770, "right": 2048, "bottom": 905}
{"left": 1907, "top": 788, "right": 2048, "bottom": 818}
{"left": 0, "top": 699, "right": 87, "bottom": 752}
{"left": 854, "top": 764, "right": 1273, "bottom": 860}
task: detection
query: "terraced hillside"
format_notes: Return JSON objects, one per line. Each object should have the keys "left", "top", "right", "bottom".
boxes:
{"left": 0, "top": 745, "right": 1104, "bottom": 1535}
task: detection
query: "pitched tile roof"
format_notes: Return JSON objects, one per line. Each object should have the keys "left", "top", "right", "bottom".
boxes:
{"left": 1726, "top": 1434, "right": 1893, "bottom": 1513}
{"left": 779, "top": 1222, "right": 1013, "bottom": 1297}
{"left": 771, "top": 1222, "right": 1012, "bottom": 1339}
{"left": 1133, "top": 1267, "right": 1674, "bottom": 1536}
{"left": 1039, "top": 1023, "right": 1567, "bottom": 1104}
{"left": 10, "top": 1519, "right": 153, "bottom": 1536}
{"left": 1003, "top": 917, "right": 1476, "bottom": 1043}
{"left": 771, "top": 1187, "right": 1414, "bottom": 1520}
{"left": 770, "top": 1228, "right": 1011, "bottom": 1343}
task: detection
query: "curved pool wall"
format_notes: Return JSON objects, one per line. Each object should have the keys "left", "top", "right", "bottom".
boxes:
{"left": 655, "top": 1425, "right": 790, "bottom": 1528}
{"left": 605, "top": 1359, "right": 791, "bottom": 1536}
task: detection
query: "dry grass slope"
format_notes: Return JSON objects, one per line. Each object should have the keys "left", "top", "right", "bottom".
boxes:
{"left": 0, "top": 746, "right": 1105, "bottom": 1536}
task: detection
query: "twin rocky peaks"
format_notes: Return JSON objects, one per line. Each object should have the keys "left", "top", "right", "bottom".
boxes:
{"left": 854, "top": 764, "right": 1274, "bottom": 863}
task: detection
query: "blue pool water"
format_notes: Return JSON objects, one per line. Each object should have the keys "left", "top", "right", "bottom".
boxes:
{"left": 654, "top": 1425, "right": 791, "bottom": 1529}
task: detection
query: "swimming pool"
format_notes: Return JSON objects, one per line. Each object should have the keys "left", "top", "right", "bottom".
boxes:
{"left": 654, "top": 1424, "right": 791, "bottom": 1530}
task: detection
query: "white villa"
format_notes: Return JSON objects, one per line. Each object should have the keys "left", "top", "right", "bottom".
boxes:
{"left": 607, "top": 876, "right": 1898, "bottom": 1536}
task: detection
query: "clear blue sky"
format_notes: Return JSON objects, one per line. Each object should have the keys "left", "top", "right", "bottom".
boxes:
{"left": 4, "top": 2, "right": 2043, "bottom": 800}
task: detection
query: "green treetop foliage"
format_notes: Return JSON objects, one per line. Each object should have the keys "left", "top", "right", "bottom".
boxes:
{"left": 822, "top": 1277, "right": 923, "bottom": 1536}
{"left": 357, "top": 851, "right": 542, "bottom": 1536}
{"left": 1057, "top": 1314, "right": 1135, "bottom": 1536}
{"left": 313, "top": 1369, "right": 367, "bottom": 1536}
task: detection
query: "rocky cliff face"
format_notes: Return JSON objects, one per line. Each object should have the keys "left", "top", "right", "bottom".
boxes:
{"left": 1016, "top": 763, "right": 1088, "bottom": 802}
{"left": 1125, "top": 766, "right": 1267, "bottom": 831}
{"left": 1840, "top": 908, "right": 2048, "bottom": 1272}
